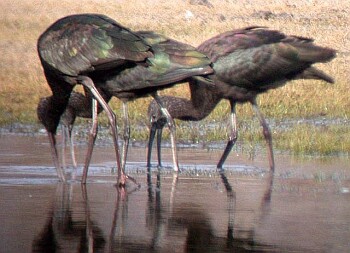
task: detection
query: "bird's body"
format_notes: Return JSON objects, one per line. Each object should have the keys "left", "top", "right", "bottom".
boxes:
{"left": 101, "top": 30, "right": 213, "bottom": 97}
{"left": 198, "top": 27, "right": 334, "bottom": 102}
{"left": 40, "top": 21, "right": 212, "bottom": 181}
{"left": 147, "top": 27, "right": 336, "bottom": 179}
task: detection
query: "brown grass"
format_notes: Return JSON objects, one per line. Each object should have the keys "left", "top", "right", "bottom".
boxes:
{"left": 0, "top": 0, "right": 349, "bottom": 131}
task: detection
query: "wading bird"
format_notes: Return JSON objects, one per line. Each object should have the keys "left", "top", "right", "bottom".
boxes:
{"left": 147, "top": 81, "right": 222, "bottom": 168}
{"left": 45, "top": 87, "right": 130, "bottom": 181}
{"left": 147, "top": 26, "right": 336, "bottom": 175}
{"left": 37, "top": 14, "right": 151, "bottom": 185}
{"left": 57, "top": 89, "right": 111, "bottom": 179}
{"left": 37, "top": 15, "right": 213, "bottom": 185}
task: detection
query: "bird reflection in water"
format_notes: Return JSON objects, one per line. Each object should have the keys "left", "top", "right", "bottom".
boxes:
{"left": 32, "top": 183, "right": 106, "bottom": 253}
{"left": 32, "top": 171, "right": 277, "bottom": 252}
{"left": 179, "top": 170, "right": 276, "bottom": 252}
{"left": 110, "top": 170, "right": 276, "bottom": 252}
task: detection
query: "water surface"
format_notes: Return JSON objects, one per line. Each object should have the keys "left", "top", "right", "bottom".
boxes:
{"left": 0, "top": 134, "right": 349, "bottom": 252}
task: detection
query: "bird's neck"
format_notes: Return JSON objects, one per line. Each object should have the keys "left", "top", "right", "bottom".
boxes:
{"left": 82, "top": 86, "right": 113, "bottom": 113}
{"left": 166, "top": 86, "right": 221, "bottom": 121}
{"left": 188, "top": 81, "right": 222, "bottom": 120}
{"left": 43, "top": 74, "right": 73, "bottom": 134}
{"left": 43, "top": 95, "right": 71, "bottom": 135}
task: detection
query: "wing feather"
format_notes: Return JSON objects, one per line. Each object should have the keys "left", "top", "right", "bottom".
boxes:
{"left": 38, "top": 14, "right": 152, "bottom": 76}
{"left": 199, "top": 27, "right": 335, "bottom": 90}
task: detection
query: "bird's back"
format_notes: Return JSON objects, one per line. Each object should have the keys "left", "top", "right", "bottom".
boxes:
{"left": 103, "top": 31, "right": 213, "bottom": 94}
{"left": 198, "top": 27, "right": 336, "bottom": 91}
{"left": 37, "top": 14, "right": 152, "bottom": 77}
{"left": 142, "top": 31, "right": 213, "bottom": 85}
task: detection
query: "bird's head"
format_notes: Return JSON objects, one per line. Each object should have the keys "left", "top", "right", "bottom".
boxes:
{"left": 147, "top": 99, "right": 167, "bottom": 129}
{"left": 37, "top": 96, "right": 62, "bottom": 135}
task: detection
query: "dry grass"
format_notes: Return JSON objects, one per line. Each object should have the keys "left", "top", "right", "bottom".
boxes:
{"left": 0, "top": 0, "right": 349, "bottom": 155}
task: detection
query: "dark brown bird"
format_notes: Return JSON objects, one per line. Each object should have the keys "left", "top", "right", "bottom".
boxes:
{"left": 55, "top": 89, "right": 111, "bottom": 180}
{"left": 147, "top": 26, "right": 336, "bottom": 173}
{"left": 147, "top": 81, "right": 222, "bottom": 168}
{"left": 37, "top": 14, "right": 152, "bottom": 184}
{"left": 37, "top": 16, "right": 213, "bottom": 185}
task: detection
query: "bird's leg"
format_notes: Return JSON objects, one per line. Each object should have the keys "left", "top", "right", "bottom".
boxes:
{"left": 108, "top": 186, "right": 121, "bottom": 252}
{"left": 251, "top": 99, "right": 275, "bottom": 173}
{"left": 68, "top": 124, "right": 78, "bottom": 181}
{"left": 263, "top": 172, "right": 274, "bottom": 202}
{"left": 48, "top": 132, "right": 66, "bottom": 182}
{"left": 77, "top": 76, "right": 123, "bottom": 186}
{"left": 120, "top": 102, "right": 139, "bottom": 186}
{"left": 156, "top": 127, "right": 164, "bottom": 169}
{"left": 61, "top": 124, "right": 68, "bottom": 171}
{"left": 81, "top": 184, "right": 94, "bottom": 252}
{"left": 82, "top": 97, "right": 99, "bottom": 184}
{"left": 217, "top": 101, "right": 238, "bottom": 170}
{"left": 152, "top": 93, "right": 179, "bottom": 172}
{"left": 147, "top": 123, "right": 157, "bottom": 169}
{"left": 61, "top": 124, "right": 78, "bottom": 181}
{"left": 121, "top": 102, "right": 130, "bottom": 171}
{"left": 169, "top": 171, "right": 178, "bottom": 212}
{"left": 251, "top": 99, "right": 275, "bottom": 201}
{"left": 119, "top": 104, "right": 138, "bottom": 185}
{"left": 217, "top": 169, "right": 236, "bottom": 245}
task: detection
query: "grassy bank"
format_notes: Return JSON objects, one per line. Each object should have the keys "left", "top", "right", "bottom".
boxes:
{"left": 0, "top": 0, "right": 349, "bottom": 156}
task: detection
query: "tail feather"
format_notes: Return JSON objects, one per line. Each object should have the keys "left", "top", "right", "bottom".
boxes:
{"left": 296, "top": 66, "right": 334, "bottom": 83}
{"left": 150, "top": 66, "right": 213, "bottom": 86}
{"left": 294, "top": 44, "right": 336, "bottom": 63}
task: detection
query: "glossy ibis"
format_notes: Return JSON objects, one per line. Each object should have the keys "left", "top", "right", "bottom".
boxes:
{"left": 37, "top": 13, "right": 153, "bottom": 184}
{"left": 51, "top": 89, "right": 111, "bottom": 180}
{"left": 147, "top": 27, "right": 336, "bottom": 174}
{"left": 37, "top": 16, "right": 213, "bottom": 185}
{"left": 147, "top": 80, "right": 222, "bottom": 168}
{"left": 57, "top": 87, "right": 133, "bottom": 182}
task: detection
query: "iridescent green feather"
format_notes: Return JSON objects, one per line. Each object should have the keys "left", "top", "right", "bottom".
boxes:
{"left": 147, "top": 52, "right": 171, "bottom": 74}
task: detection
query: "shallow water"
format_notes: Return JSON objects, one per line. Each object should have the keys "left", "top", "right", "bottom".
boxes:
{"left": 0, "top": 133, "right": 349, "bottom": 252}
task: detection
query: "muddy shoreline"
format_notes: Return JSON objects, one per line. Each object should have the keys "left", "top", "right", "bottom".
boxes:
{"left": 1, "top": 116, "right": 349, "bottom": 147}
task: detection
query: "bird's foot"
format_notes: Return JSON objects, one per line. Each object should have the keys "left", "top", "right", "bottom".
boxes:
{"left": 216, "top": 166, "right": 225, "bottom": 174}
{"left": 116, "top": 174, "right": 140, "bottom": 188}
{"left": 65, "top": 169, "right": 78, "bottom": 183}
{"left": 173, "top": 165, "right": 181, "bottom": 173}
